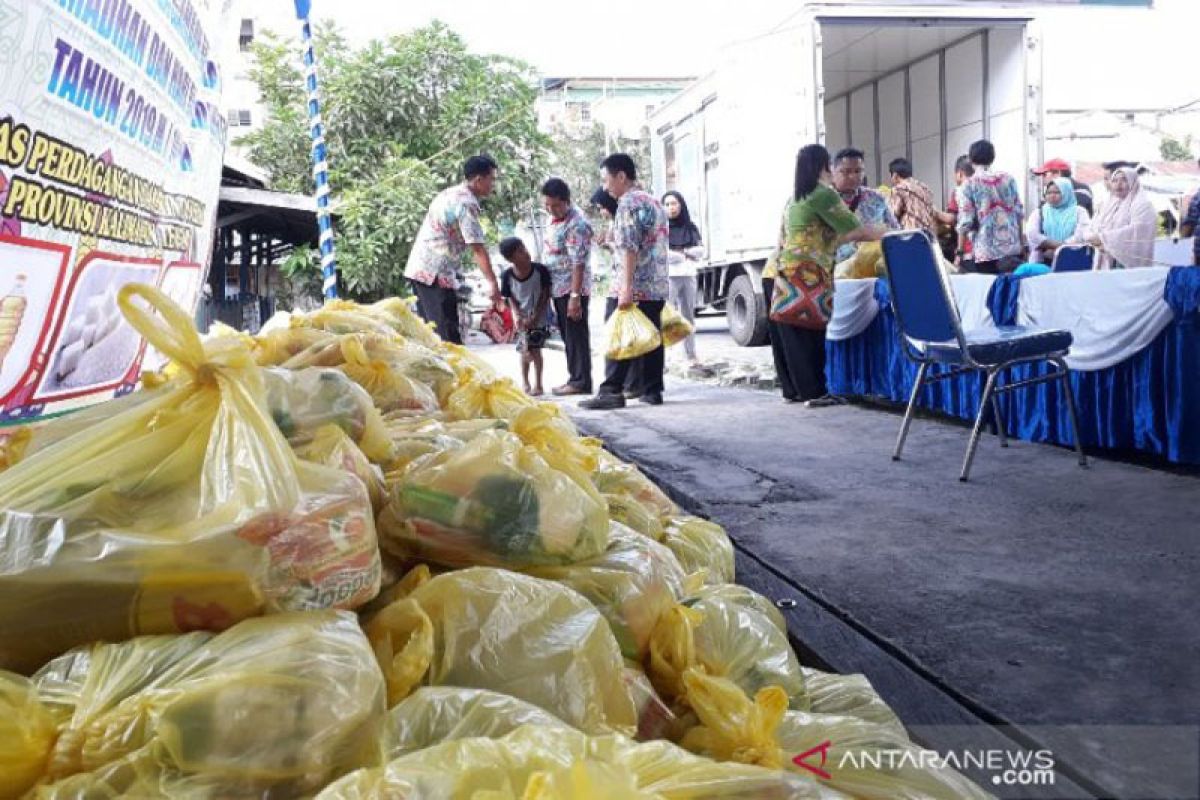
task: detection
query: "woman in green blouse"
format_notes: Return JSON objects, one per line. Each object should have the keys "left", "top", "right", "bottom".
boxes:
{"left": 765, "top": 144, "right": 884, "bottom": 406}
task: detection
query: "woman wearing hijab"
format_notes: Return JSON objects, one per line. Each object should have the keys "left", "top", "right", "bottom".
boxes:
{"left": 1088, "top": 167, "right": 1158, "bottom": 269}
{"left": 1025, "top": 177, "right": 1091, "bottom": 265}
{"left": 662, "top": 191, "right": 704, "bottom": 363}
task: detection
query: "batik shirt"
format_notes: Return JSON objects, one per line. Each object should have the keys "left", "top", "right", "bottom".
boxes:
{"left": 956, "top": 168, "right": 1025, "bottom": 263}
{"left": 610, "top": 189, "right": 669, "bottom": 302}
{"left": 404, "top": 183, "right": 487, "bottom": 289}
{"left": 543, "top": 205, "right": 594, "bottom": 298}
{"left": 888, "top": 178, "right": 938, "bottom": 238}
{"left": 835, "top": 186, "right": 898, "bottom": 263}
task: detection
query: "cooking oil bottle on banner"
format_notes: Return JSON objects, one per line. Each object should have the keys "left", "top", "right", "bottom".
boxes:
{"left": 0, "top": 273, "right": 28, "bottom": 371}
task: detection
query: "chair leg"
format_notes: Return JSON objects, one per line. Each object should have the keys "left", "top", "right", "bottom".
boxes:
{"left": 893, "top": 362, "right": 929, "bottom": 461}
{"left": 960, "top": 369, "right": 999, "bottom": 482}
{"left": 1054, "top": 358, "right": 1088, "bottom": 468}
{"left": 991, "top": 394, "right": 1008, "bottom": 448}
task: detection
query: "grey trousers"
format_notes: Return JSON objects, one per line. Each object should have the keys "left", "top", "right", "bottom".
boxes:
{"left": 668, "top": 275, "right": 698, "bottom": 360}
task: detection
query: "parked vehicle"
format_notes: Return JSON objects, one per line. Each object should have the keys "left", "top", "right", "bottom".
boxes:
{"left": 649, "top": 1, "right": 1048, "bottom": 345}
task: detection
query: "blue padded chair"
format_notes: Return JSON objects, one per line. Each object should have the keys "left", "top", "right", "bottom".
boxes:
{"left": 1051, "top": 244, "right": 1095, "bottom": 272}
{"left": 881, "top": 230, "right": 1087, "bottom": 481}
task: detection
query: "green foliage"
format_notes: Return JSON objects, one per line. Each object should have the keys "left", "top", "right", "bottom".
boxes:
{"left": 1159, "top": 134, "right": 1194, "bottom": 163}
{"left": 239, "top": 22, "right": 552, "bottom": 301}
{"left": 546, "top": 123, "right": 653, "bottom": 219}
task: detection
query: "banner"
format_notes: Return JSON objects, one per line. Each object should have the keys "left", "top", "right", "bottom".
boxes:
{"left": 0, "top": 0, "right": 228, "bottom": 423}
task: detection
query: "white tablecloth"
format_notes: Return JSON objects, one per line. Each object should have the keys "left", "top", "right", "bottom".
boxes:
{"left": 828, "top": 268, "right": 1175, "bottom": 371}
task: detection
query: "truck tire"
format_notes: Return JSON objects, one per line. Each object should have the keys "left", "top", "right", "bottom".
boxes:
{"left": 727, "top": 274, "right": 768, "bottom": 347}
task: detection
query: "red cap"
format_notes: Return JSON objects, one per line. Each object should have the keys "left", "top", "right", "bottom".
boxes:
{"left": 1032, "top": 158, "right": 1070, "bottom": 175}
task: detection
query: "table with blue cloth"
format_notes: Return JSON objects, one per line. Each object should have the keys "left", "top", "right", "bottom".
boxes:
{"left": 824, "top": 267, "right": 1200, "bottom": 464}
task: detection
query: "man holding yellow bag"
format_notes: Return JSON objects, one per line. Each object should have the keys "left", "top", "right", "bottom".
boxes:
{"left": 581, "top": 154, "right": 670, "bottom": 410}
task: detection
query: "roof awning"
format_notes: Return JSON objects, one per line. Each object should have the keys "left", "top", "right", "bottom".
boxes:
{"left": 216, "top": 186, "right": 322, "bottom": 246}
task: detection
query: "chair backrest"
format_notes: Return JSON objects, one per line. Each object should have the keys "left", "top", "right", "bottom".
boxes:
{"left": 1052, "top": 244, "right": 1095, "bottom": 272}
{"left": 880, "top": 230, "right": 962, "bottom": 345}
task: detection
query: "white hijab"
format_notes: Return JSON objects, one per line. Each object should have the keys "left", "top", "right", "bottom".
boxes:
{"left": 1092, "top": 167, "right": 1158, "bottom": 269}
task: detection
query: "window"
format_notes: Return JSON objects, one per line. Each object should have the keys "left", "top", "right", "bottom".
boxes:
{"left": 566, "top": 101, "right": 592, "bottom": 125}
{"left": 239, "top": 19, "right": 255, "bottom": 51}
{"left": 227, "top": 109, "right": 252, "bottom": 127}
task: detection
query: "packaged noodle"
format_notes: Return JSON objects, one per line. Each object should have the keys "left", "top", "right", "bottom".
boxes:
{"left": 606, "top": 306, "right": 662, "bottom": 360}
{"left": 0, "top": 286, "right": 380, "bottom": 673}
{"left": 383, "top": 687, "right": 571, "bottom": 759}
{"left": 662, "top": 515, "right": 735, "bottom": 585}
{"left": 25, "top": 611, "right": 386, "bottom": 799}
{"left": 524, "top": 523, "right": 688, "bottom": 660}
{"left": 364, "top": 568, "right": 637, "bottom": 735}
{"left": 378, "top": 430, "right": 609, "bottom": 569}
{"left": 318, "top": 724, "right": 846, "bottom": 800}
{"left": 295, "top": 424, "right": 388, "bottom": 512}
{"left": 648, "top": 590, "right": 804, "bottom": 709}
{"left": 678, "top": 670, "right": 989, "bottom": 800}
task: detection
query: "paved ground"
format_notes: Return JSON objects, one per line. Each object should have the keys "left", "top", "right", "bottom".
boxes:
{"left": 470, "top": 314, "right": 1200, "bottom": 800}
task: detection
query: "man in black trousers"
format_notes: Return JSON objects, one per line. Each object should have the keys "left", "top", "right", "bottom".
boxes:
{"left": 540, "top": 178, "right": 595, "bottom": 395}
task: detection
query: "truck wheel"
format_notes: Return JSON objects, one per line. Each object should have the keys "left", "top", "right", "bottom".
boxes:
{"left": 727, "top": 274, "right": 768, "bottom": 347}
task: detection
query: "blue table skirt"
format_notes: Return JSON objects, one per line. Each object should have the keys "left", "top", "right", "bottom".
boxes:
{"left": 826, "top": 278, "right": 1200, "bottom": 464}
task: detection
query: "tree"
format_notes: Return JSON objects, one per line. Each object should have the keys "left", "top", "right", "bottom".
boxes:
{"left": 240, "top": 23, "right": 552, "bottom": 301}
{"left": 1159, "top": 134, "right": 1194, "bottom": 162}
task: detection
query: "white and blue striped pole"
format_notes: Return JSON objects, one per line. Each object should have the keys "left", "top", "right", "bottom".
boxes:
{"left": 294, "top": 0, "right": 337, "bottom": 300}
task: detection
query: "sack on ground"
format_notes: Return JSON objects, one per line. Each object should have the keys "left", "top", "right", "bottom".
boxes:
{"left": 22, "top": 611, "right": 385, "bottom": 798}
{"left": 377, "top": 430, "right": 609, "bottom": 569}
{"left": 363, "top": 568, "right": 637, "bottom": 735}
{"left": 0, "top": 286, "right": 380, "bottom": 673}
{"left": 606, "top": 307, "right": 662, "bottom": 360}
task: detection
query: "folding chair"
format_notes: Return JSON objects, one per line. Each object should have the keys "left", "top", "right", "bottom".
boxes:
{"left": 1051, "top": 244, "right": 1095, "bottom": 272}
{"left": 882, "top": 230, "right": 1088, "bottom": 481}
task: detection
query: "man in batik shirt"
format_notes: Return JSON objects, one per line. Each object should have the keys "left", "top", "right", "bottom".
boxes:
{"left": 540, "top": 178, "right": 595, "bottom": 395}
{"left": 831, "top": 147, "right": 899, "bottom": 263}
{"left": 580, "top": 153, "right": 670, "bottom": 410}
{"left": 404, "top": 155, "right": 502, "bottom": 344}
{"left": 887, "top": 157, "right": 938, "bottom": 241}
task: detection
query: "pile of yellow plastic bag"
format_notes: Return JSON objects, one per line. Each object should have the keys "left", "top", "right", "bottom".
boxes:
{"left": 0, "top": 285, "right": 992, "bottom": 800}
{"left": 0, "top": 286, "right": 380, "bottom": 673}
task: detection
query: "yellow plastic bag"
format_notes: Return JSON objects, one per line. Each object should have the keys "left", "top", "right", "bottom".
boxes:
{"left": 606, "top": 307, "right": 662, "bottom": 360}
{"left": 383, "top": 687, "right": 572, "bottom": 760}
{"left": 509, "top": 405, "right": 601, "bottom": 495}
{"left": 607, "top": 491, "right": 667, "bottom": 542}
{"left": 297, "top": 299, "right": 402, "bottom": 338}
{"left": 295, "top": 424, "right": 388, "bottom": 512}
{"left": 263, "top": 366, "right": 393, "bottom": 463}
{"left": 366, "top": 296, "right": 443, "bottom": 349}
{"left": 623, "top": 665, "right": 682, "bottom": 743}
{"left": 592, "top": 449, "right": 678, "bottom": 518}
{"left": 336, "top": 335, "right": 440, "bottom": 413}
{"left": 27, "top": 611, "right": 385, "bottom": 798}
{"left": 648, "top": 590, "right": 804, "bottom": 708}
{"left": 318, "top": 724, "right": 846, "bottom": 800}
{"left": 663, "top": 515, "right": 736, "bottom": 585}
{"left": 364, "top": 568, "right": 637, "bottom": 734}
{"left": 661, "top": 304, "right": 694, "bottom": 348}
{"left": 445, "top": 373, "right": 536, "bottom": 422}
{"left": 524, "top": 523, "right": 688, "bottom": 660}
{"left": 694, "top": 583, "right": 786, "bottom": 635}
{"left": 0, "top": 285, "right": 381, "bottom": 673}
{"left": 800, "top": 667, "right": 905, "bottom": 736}
{"left": 377, "top": 430, "right": 609, "bottom": 569}
{"left": 833, "top": 241, "right": 885, "bottom": 280}
{"left": 252, "top": 325, "right": 337, "bottom": 366}
{"left": 0, "top": 672, "right": 61, "bottom": 799}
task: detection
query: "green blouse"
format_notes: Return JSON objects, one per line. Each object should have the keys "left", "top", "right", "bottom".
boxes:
{"left": 765, "top": 185, "right": 860, "bottom": 279}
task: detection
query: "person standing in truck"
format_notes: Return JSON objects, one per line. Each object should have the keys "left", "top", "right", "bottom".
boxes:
{"left": 886, "top": 157, "right": 938, "bottom": 241}
{"left": 832, "top": 148, "right": 898, "bottom": 264}
{"left": 956, "top": 139, "right": 1025, "bottom": 274}
{"left": 404, "top": 155, "right": 502, "bottom": 344}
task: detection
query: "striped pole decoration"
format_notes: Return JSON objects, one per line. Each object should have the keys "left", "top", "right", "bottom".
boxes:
{"left": 294, "top": 0, "right": 337, "bottom": 300}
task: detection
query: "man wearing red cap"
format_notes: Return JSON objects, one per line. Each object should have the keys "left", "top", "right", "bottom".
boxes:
{"left": 1032, "top": 158, "right": 1094, "bottom": 216}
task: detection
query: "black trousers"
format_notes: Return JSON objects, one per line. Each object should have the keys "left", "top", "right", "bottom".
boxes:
{"left": 598, "top": 299, "right": 665, "bottom": 397}
{"left": 764, "top": 278, "right": 826, "bottom": 401}
{"left": 410, "top": 279, "right": 461, "bottom": 345}
{"left": 552, "top": 295, "right": 592, "bottom": 391}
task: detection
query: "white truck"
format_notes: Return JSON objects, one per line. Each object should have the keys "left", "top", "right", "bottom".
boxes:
{"left": 649, "top": 1, "right": 1049, "bottom": 345}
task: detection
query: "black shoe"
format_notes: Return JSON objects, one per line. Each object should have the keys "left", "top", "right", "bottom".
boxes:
{"left": 623, "top": 389, "right": 643, "bottom": 400}
{"left": 579, "top": 393, "right": 626, "bottom": 410}
{"left": 638, "top": 392, "right": 663, "bottom": 406}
